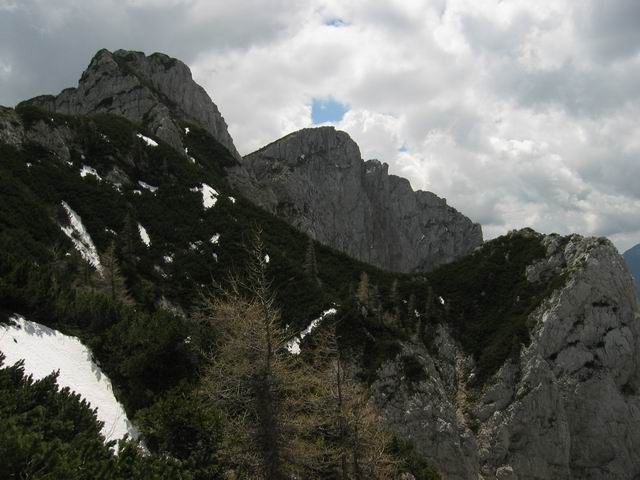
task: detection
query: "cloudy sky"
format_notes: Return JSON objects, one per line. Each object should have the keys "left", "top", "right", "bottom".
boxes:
{"left": 2, "top": 0, "right": 640, "bottom": 251}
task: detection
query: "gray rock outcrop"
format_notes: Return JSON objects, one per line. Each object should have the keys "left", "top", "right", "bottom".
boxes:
{"left": 372, "top": 232, "right": 640, "bottom": 479}
{"left": 0, "top": 107, "right": 24, "bottom": 148}
{"left": 0, "top": 107, "right": 77, "bottom": 163}
{"left": 21, "top": 49, "right": 240, "bottom": 160}
{"left": 239, "top": 126, "right": 482, "bottom": 272}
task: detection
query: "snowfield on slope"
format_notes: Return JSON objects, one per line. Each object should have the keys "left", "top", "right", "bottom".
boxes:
{"left": 138, "top": 180, "right": 158, "bottom": 193}
{"left": 60, "top": 201, "right": 102, "bottom": 274}
{"left": 136, "top": 133, "right": 158, "bottom": 147}
{"left": 80, "top": 165, "right": 102, "bottom": 181}
{"left": 286, "top": 308, "right": 337, "bottom": 355}
{"left": 0, "top": 315, "right": 138, "bottom": 446}
{"left": 138, "top": 223, "right": 151, "bottom": 247}
{"left": 190, "top": 183, "right": 219, "bottom": 208}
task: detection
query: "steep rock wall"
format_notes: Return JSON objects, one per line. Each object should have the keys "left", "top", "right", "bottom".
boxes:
{"left": 240, "top": 126, "right": 482, "bottom": 272}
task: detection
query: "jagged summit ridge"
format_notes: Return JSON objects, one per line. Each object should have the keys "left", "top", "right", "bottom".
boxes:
{"left": 21, "top": 49, "right": 240, "bottom": 160}
{"left": 240, "top": 126, "right": 483, "bottom": 272}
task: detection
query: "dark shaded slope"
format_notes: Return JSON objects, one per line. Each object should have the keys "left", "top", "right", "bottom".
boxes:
{"left": 623, "top": 243, "right": 640, "bottom": 299}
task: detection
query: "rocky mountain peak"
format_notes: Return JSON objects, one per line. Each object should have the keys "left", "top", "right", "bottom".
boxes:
{"left": 240, "top": 126, "right": 483, "bottom": 272}
{"left": 247, "top": 126, "right": 362, "bottom": 178}
{"left": 21, "top": 48, "right": 240, "bottom": 161}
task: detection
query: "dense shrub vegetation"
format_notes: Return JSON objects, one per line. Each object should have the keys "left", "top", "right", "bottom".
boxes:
{"left": 0, "top": 353, "right": 187, "bottom": 479}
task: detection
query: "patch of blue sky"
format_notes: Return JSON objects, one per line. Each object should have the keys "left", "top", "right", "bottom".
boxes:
{"left": 324, "top": 18, "right": 348, "bottom": 27}
{"left": 311, "top": 98, "right": 349, "bottom": 124}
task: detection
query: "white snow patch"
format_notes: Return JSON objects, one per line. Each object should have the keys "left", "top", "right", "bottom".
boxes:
{"left": 286, "top": 308, "right": 337, "bottom": 355}
{"left": 212, "top": 252, "right": 218, "bottom": 262}
{"left": 154, "top": 265, "right": 167, "bottom": 278}
{"left": 60, "top": 201, "right": 102, "bottom": 274}
{"left": 264, "top": 254, "right": 270, "bottom": 264}
{"left": 191, "top": 183, "right": 219, "bottom": 209}
{"left": 189, "top": 156, "right": 196, "bottom": 164}
{"left": 438, "top": 296, "right": 445, "bottom": 305}
{"left": 228, "top": 196, "right": 236, "bottom": 204}
{"left": 132, "top": 190, "right": 142, "bottom": 195}
{"left": 210, "top": 233, "right": 220, "bottom": 245}
{"left": 414, "top": 309, "right": 420, "bottom": 318}
{"left": 163, "top": 254, "right": 174, "bottom": 264}
{"left": 80, "top": 165, "right": 102, "bottom": 181}
{"left": 137, "top": 223, "right": 151, "bottom": 247}
{"left": 0, "top": 315, "right": 138, "bottom": 446}
{"left": 184, "top": 127, "right": 190, "bottom": 134}
{"left": 138, "top": 181, "right": 158, "bottom": 193}
{"left": 26, "top": 162, "right": 33, "bottom": 168}
{"left": 136, "top": 133, "right": 158, "bottom": 147}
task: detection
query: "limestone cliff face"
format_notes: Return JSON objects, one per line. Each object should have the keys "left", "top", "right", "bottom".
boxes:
{"left": 373, "top": 231, "right": 640, "bottom": 479}
{"left": 21, "top": 49, "right": 240, "bottom": 160}
{"left": 240, "top": 126, "right": 483, "bottom": 272}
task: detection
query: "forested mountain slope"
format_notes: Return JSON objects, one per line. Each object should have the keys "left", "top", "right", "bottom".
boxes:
{"left": 1, "top": 49, "right": 639, "bottom": 479}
